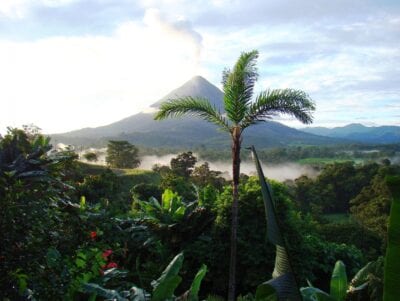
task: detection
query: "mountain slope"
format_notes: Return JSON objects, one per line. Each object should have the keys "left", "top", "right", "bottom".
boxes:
{"left": 301, "top": 123, "right": 400, "bottom": 144}
{"left": 51, "top": 76, "right": 343, "bottom": 149}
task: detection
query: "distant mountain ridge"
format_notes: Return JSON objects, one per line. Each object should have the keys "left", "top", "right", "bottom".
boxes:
{"left": 301, "top": 123, "right": 400, "bottom": 144}
{"left": 51, "top": 76, "right": 345, "bottom": 149}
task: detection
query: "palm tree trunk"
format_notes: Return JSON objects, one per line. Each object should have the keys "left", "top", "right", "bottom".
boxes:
{"left": 228, "top": 127, "right": 241, "bottom": 301}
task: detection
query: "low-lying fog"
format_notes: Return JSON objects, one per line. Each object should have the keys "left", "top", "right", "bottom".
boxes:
{"left": 81, "top": 151, "right": 318, "bottom": 182}
{"left": 140, "top": 154, "right": 318, "bottom": 181}
{"left": 69, "top": 143, "right": 400, "bottom": 182}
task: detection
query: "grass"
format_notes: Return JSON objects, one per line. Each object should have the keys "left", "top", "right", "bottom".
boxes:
{"left": 119, "top": 170, "right": 161, "bottom": 188}
{"left": 78, "top": 162, "right": 161, "bottom": 188}
{"left": 78, "top": 162, "right": 109, "bottom": 175}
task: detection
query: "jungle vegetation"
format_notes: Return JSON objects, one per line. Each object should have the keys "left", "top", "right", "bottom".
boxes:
{"left": 1, "top": 50, "right": 399, "bottom": 300}
{"left": 1, "top": 125, "right": 399, "bottom": 300}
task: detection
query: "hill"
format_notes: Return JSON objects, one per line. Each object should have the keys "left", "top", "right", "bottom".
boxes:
{"left": 51, "top": 76, "right": 343, "bottom": 149}
{"left": 301, "top": 123, "right": 400, "bottom": 144}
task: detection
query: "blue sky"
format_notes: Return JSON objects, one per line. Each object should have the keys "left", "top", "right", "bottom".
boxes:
{"left": 1, "top": 0, "right": 399, "bottom": 134}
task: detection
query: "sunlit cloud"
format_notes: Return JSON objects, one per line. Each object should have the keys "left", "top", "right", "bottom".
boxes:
{"left": 0, "top": 9, "right": 202, "bottom": 133}
{"left": 0, "top": 0, "right": 399, "bottom": 134}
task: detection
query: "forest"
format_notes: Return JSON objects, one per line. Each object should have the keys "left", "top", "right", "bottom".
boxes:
{"left": 1, "top": 50, "right": 400, "bottom": 301}
{"left": 1, "top": 124, "right": 399, "bottom": 301}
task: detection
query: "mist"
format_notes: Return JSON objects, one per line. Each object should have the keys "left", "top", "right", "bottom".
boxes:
{"left": 140, "top": 153, "right": 318, "bottom": 181}
{"left": 201, "top": 160, "right": 318, "bottom": 181}
{"left": 140, "top": 154, "right": 182, "bottom": 170}
{"left": 77, "top": 149, "right": 318, "bottom": 181}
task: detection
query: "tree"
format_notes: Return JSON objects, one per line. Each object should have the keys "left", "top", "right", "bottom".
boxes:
{"left": 152, "top": 153, "right": 198, "bottom": 201}
{"left": 170, "top": 151, "right": 197, "bottom": 178}
{"left": 191, "top": 162, "right": 226, "bottom": 190}
{"left": 155, "top": 49, "right": 315, "bottom": 300}
{"left": 0, "top": 127, "right": 83, "bottom": 299}
{"left": 105, "top": 140, "right": 140, "bottom": 168}
{"left": 83, "top": 151, "right": 98, "bottom": 162}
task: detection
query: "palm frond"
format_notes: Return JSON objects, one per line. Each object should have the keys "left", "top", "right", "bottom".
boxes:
{"left": 223, "top": 50, "right": 259, "bottom": 124}
{"left": 154, "top": 97, "right": 231, "bottom": 132}
{"left": 241, "top": 89, "right": 315, "bottom": 129}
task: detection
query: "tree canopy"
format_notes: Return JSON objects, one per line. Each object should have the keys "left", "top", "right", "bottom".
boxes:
{"left": 105, "top": 140, "right": 140, "bottom": 169}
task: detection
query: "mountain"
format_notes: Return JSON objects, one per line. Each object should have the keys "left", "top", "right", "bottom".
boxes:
{"left": 51, "top": 76, "right": 342, "bottom": 149}
{"left": 150, "top": 75, "right": 224, "bottom": 110}
{"left": 301, "top": 123, "right": 400, "bottom": 144}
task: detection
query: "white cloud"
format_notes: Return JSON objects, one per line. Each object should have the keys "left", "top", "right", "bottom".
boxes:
{"left": 0, "top": 0, "right": 29, "bottom": 18}
{"left": 0, "top": 1, "right": 399, "bottom": 133}
{"left": 0, "top": 9, "right": 203, "bottom": 134}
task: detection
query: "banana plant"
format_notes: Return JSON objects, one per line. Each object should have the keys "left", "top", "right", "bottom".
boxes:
{"left": 135, "top": 189, "right": 186, "bottom": 224}
{"left": 83, "top": 252, "right": 207, "bottom": 301}
{"left": 383, "top": 175, "right": 400, "bottom": 301}
{"left": 132, "top": 189, "right": 213, "bottom": 249}
{"left": 249, "top": 146, "right": 300, "bottom": 301}
{"left": 300, "top": 260, "right": 374, "bottom": 301}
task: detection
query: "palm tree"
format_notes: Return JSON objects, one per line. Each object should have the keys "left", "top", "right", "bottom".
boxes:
{"left": 154, "top": 50, "right": 315, "bottom": 300}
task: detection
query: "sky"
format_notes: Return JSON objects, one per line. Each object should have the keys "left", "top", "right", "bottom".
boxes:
{"left": 1, "top": 0, "right": 399, "bottom": 134}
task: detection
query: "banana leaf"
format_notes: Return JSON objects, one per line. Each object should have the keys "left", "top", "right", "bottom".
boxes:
{"left": 300, "top": 287, "right": 335, "bottom": 301}
{"left": 188, "top": 264, "right": 207, "bottom": 301}
{"left": 330, "top": 261, "right": 347, "bottom": 301}
{"left": 249, "top": 146, "right": 301, "bottom": 301}
{"left": 151, "top": 252, "right": 184, "bottom": 301}
{"left": 348, "top": 261, "right": 372, "bottom": 291}
{"left": 383, "top": 175, "right": 400, "bottom": 301}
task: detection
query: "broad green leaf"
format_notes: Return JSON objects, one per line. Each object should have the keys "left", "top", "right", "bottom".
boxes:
{"left": 188, "top": 264, "right": 207, "bottom": 301}
{"left": 151, "top": 276, "right": 182, "bottom": 301}
{"left": 250, "top": 146, "right": 301, "bottom": 300}
{"left": 80, "top": 196, "right": 86, "bottom": 210}
{"left": 255, "top": 283, "right": 278, "bottom": 300}
{"left": 349, "top": 261, "right": 372, "bottom": 291}
{"left": 250, "top": 146, "right": 283, "bottom": 246}
{"left": 384, "top": 175, "right": 400, "bottom": 301}
{"left": 162, "top": 189, "right": 175, "bottom": 211}
{"left": 300, "top": 287, "right": 335, "bottom": 301}
{"left": 152, "top": 253, "right": 184, "bottom": 288}
{"left": 330, "top": 260, "right": 347, "bottom": 301}
{"left": 149, "top": 197, "right": 162, "bottom": 210}
{"left": 151, "top": 253, "right": 184, "bottom": 301}
{"left": 170, "top": 194, "right": 182, "bottom": 213}
{"left": 174, "top": 206, "right": 186, "bottom": 219}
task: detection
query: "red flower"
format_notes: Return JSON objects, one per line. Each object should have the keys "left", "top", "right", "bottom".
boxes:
{"left": 102, "top": 249, "right": 113, "bottom": 259}
{"left": 105, "top": 262, "right": 118, "bottom": 269}
{"left": 90, "top": 231, "right": 97, "bottom": 240}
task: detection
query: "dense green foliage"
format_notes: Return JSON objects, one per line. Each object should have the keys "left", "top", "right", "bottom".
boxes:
{"left": 1, "top": 127, "right": 399, "bottom": 300}
{"left": 383, "top": 175, "right": 400, "bottom": 301}
{"left": 106, "top": 140, "right": 140, "bottom": 168}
